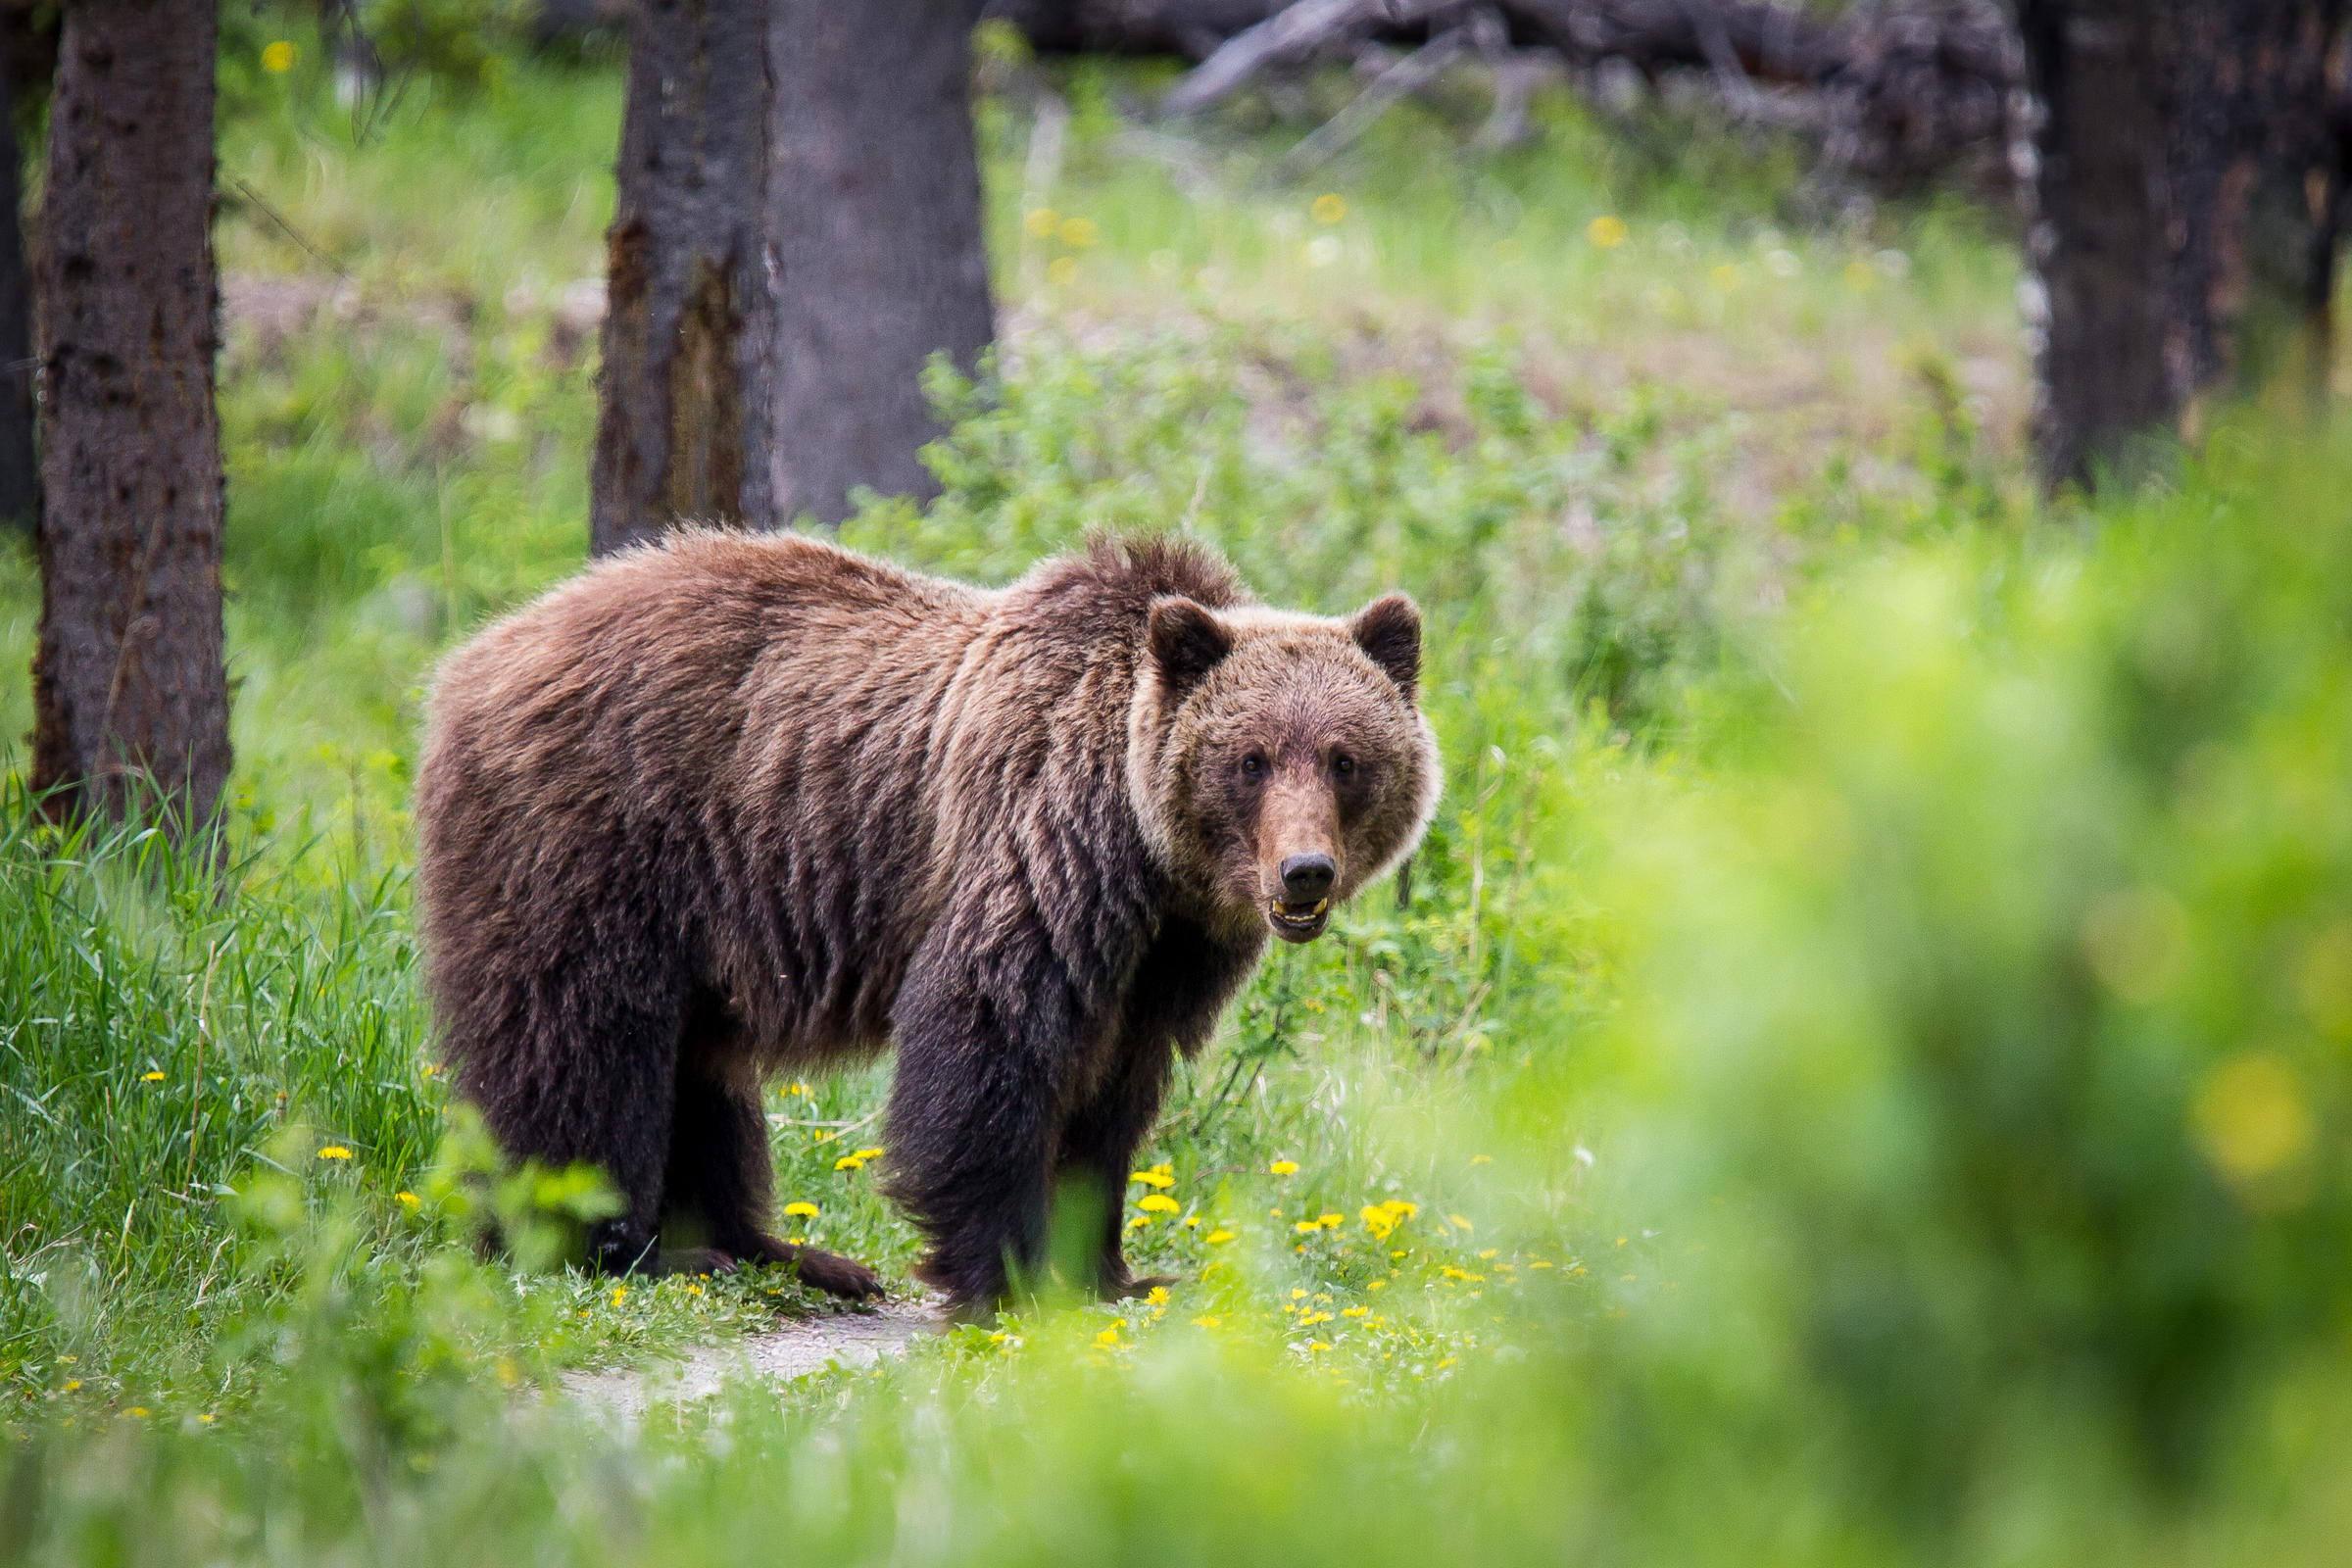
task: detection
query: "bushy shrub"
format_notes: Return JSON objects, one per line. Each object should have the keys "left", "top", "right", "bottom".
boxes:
{"left": 1578, "top": 423, "right": 2352, "bottom": 1538}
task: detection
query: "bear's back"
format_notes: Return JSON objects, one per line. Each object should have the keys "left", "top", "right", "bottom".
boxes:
{"left": 415, "top": 528, "right": 1249, "bottom": 1069}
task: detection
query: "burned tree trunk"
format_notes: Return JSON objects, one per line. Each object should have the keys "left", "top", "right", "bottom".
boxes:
{"left": 2018, "top": 0, "right": 2348, "bottom": 488}
{"left": 2161, "top": 1, "right": 2346, "bottom": 425}
{"left": 0, "top": 21, "right": 38, "bottom": 535}
{"left": 2015, "top": 0, "right": 2175, "bottom": 488}
{"left": 769, "top": 0, "right": 997, "bottom": 526}
{"left": 588, "top": 0, "right": 776, "bottom": 557}
{"left": 30, "top": 0, "right": 229, "bottom": 833}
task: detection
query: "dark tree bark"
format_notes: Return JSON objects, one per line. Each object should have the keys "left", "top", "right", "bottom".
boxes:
{"left": 0, "top": 21, "right": 38, "bottom": 536}
{"left": 2018, "top": 0, "right": 2348, "bottom": 489}
{"left": 769, "top": 0, "right": 998, "bottom": 527}
{"left": 589, "top": 0, "right": 777, "bottom": 557}
{"left": 2015, "top": 0, "right": 2175, "bottom": 488}
{"left": 2160, "top": 1, "right": 2346, "bottom": 422}
{"left": 29, "top": 0, "right": 230, "bottom": 833}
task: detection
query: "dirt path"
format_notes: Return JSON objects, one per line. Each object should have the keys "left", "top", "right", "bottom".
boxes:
{"left": 561, "top": 1298, "right": 947, "bottom": 1418}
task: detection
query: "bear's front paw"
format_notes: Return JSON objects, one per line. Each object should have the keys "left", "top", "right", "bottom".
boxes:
{"left": 787, "top": 1245, "right": 887, "bottom": 1300}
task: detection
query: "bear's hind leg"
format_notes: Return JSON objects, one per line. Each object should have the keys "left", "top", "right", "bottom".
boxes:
{"left": 663, "top": 1036, "right": 883, "bottom": 1299}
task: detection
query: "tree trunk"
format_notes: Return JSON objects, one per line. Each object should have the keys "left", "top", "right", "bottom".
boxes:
{"left": 589, "top": 0, "right": 776, "bottom": 557}
{"left": 29, "top": 0, "right": 229, "bottom": 833}
{"left": 0, "top": 21, "right": 39, "bottom": 536}
{"left": 2019, "top": 0, "right": 2348, "bottom": 489}
{"left": 2160, "top": 0, "right": 2345, "bottom": 427}
{"left": 2016, "top": 0, "right": 2176, "bottom": 489}
{"left": 769, "top": 0, "right": 997, "bottom": 527}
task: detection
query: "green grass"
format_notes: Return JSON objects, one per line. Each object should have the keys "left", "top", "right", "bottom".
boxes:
{"left": 6, "top": 15, "right": 2352, "bottom": 1568}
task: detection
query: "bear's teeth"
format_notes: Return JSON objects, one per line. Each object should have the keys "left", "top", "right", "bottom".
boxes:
{"left": 1312, "top": 900, "right": 1328, "bottom": 915}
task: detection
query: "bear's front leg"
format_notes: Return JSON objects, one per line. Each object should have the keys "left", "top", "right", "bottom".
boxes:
{"left": 1055, "top": 1041, "right": 1179, "bottom": 1299}
{"left": 881, "top": 949, "right": 1088, "bottom": 1318}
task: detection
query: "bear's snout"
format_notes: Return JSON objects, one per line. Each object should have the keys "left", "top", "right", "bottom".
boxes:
{"left": 1279, "top": 853, "right": 1336, "bottom": 902}
{"left": 1258, "top": 782, "right": 1340, "bottom": 943}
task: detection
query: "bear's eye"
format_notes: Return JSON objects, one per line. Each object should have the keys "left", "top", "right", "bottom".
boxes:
{"left": 1332, "top": 753, "right": 1355, "bottom": 779}
{"left": 1241, "top": 754, "right": 1265, "bottom": 779}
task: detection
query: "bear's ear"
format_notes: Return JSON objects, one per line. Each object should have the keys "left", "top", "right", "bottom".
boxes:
{"left": 1349, "top": 592, "right": 1421, "bottom": 701}
{"left": 1148, "top": 597, "right": 1235, "bottom": 698}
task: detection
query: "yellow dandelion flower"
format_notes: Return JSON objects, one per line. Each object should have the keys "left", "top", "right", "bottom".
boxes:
{"left": 1291, "top": 1289, "right": 1308, "bottom": 1299}
{"left": 1588, "top": 215, "right": 1628, "bottom": 249}
{"left": 317, "top": 1146, "right": 353, "bottom": 1160}
{"left": 1294, "top": 1219, "right": 1320, "bottom": 1234}
{"left": 854, "top": 1147, "right": 885, "bottom": 1160}
{"left": 1128, "top": 1169, "right": 1174, "bottom": 1188}
{"left": 1024, "top": 207, "right": 1058, "bottom": 239}
{"left": 1448, "top": 1214, "right": 1473, "bottom": 1232}
{"left": 126, "top": 1406, "right": 151, "bottom": 1418}
{"left": 1307, "top": 1341, "right": 1330, "bottom": 1352}
{"left": 786, "top": 1081, "right": 810, "bottom": 1096}
{"left": 261, "top": 40, "right": 297, "bottom": 74}
{"left": 1204, "top": 1228, "right": 1235, "bottom": 1245}
{"left": 988, "top": 1330, "right": 1008, "bottom": 1344}
{"left": 1614, "top": 1236, "right": 1627, "bottom": 1247}
{"left": 1316, "top": 1212, "right": 1344, "bottom": 1230}
{"left": 1047, "top": 256, "right": 1078, "bottom": 287}
{"left": 1192, "top": 1314, "right": 1221, "bottom": 1328}
{"left": 1380, "top": 1200, "right": 1417, "bottom": 1218}
{"left": 395, "top": 1191, "right": 419, "bottom": 1208}
{"left": 1182, "top": 1213, "right": 1201, "bottom": 1228}
{"left": 611, "top": 1287, "right": 627, "bottom": 1305}
{"left": 62, "top": 1380, "right": 79, "bottom": 1393}
{"left": 1530, "top": 1259, "right": 1553, "bottom": 1269}
{"left": 1298, "top": 1310, "right": 1331, "bottom": 1326}
{"left": 1057, "top": 216, "right": 1099, "bottom": 248}
{"left": 1095, "top": 1326, "right": 1120, "bottom": 1348}
{"left": 1342, "top": 1306, "right": 1368, "bottom": 1318}
{"left": 1128, "top": 1214, "right": 1152, "bottom": 1230}
{"left": 1311, "top": 193, "right": 1347, "bottom": 223}
{"left": 1269, "top": 1159, "right": 1299, "bottom": 1176}
{"left": 1147, "top": 1285, "right": 1170, "bottom": 1304}
{"left": 1138, "top": 1194, "right": 1180, "bottom": 1214}
{"left": 687, "top": 1284, "right": 703, "bottom": 1297}
{"left": 783, "top": 1200, "right": 819, "bottom": 1218}
{"left": 834, "top": 1154, "right": 865, "bottom": 1171}
{"left": 1478, "top": 1249, "right": 1497, "bottom": 1260}
{"left": 141, "top": 1070, "right": 167, "bottom": 1082}
{"left": 1367, "top": 1279, "right": 1386, "bottom": 1291}
{"left": 1470, "top": 1153, "right": 1494, "bottom": 1165}
{"left": 1436, "top": 1355, "right": 1457, "bottom": 1370}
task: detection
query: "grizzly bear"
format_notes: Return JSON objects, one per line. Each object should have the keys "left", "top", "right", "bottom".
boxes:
{"left": 414, "top": 530, "right": 1439, "bottom": 1312}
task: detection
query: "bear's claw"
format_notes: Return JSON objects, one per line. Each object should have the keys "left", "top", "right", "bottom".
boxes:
{"left": 788, "top": 1245, "right": 887, "bottom": 1299}
{"left": 738, "top": 1233, "right": 885, "bottom": 1299}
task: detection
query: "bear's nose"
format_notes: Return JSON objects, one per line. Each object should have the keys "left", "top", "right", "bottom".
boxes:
{"left": 1279, "top": 853, "right": 1336, "bottom": 903}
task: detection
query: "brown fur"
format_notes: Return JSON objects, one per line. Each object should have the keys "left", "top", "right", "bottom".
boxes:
{"left": 414, "top": 530, "right": 1439, "bottom": 1310}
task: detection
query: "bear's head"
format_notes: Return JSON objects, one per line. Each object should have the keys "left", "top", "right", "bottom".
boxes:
{"left": 1128, "top": 591, "right": 1441, "bottom": 945}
